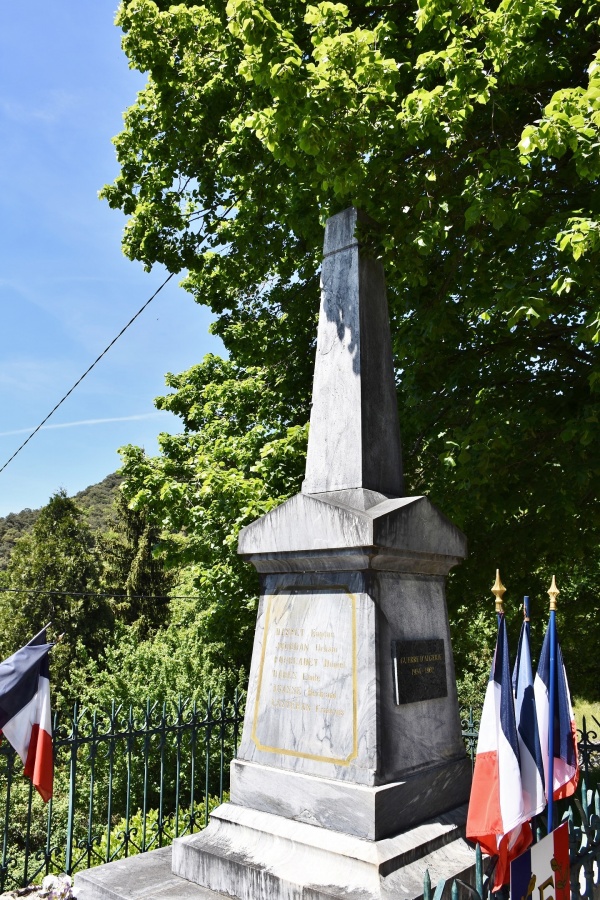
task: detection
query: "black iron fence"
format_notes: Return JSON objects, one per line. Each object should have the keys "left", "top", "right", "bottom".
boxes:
{"left": 1, "top": 703, "right": 599, "bottom": 894}
{"left": 433, "top": 712, "right": 600, "bottom": 900}
{"left": 461, "top": 708, "right": 600, "bottom": 783}
{"left": 426, "top": 781, "right": 600, "bottom": 900}
{"left": 0, "top": 693, "right": 244, "bottom": 892}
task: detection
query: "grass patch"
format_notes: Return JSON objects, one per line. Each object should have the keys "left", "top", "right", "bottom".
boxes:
{"left": 572, "top": 699, "right": 600, "bottom": 791}
{"left": 573, "top": 698, "right": 600, "bottom": 729}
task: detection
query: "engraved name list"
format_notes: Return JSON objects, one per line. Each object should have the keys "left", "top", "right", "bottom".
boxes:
{"left": 251, "top": 589, "right": 358, "bottom": 764}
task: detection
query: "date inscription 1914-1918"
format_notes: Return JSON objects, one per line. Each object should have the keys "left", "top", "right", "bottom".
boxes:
{"left": 391, "top": 638, "right": 447, "bottom": 705}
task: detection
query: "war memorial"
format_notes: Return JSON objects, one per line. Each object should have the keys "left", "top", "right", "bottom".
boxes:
{"left": 75, "top": 208, "right": 478, "bottom": 899}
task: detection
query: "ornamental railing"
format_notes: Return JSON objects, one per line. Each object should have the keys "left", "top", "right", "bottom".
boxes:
{"left": 0, "top": 693, "right": 244, "bottom": 892}
{"left": 431, "top": 712, "right": 600, "bottom": 900}
{"left": 460, "top": 708, "right": 600, "bottom": 782}
{"left": 1, "top": 703, "right": 599, "bottom": 893}
{"left": 425, "top": 782, "right": 600, "bottom": 900}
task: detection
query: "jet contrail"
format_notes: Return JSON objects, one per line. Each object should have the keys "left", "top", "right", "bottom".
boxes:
{"left": 0, "top": 412, "right": 165, "bottom": 438}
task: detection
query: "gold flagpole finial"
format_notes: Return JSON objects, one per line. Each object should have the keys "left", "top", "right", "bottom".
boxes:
{"left": 548, "top": 575, "right": 559, "bottom": 612}
{"left": 492, "top": 569, "right": 506, "bottom": 614}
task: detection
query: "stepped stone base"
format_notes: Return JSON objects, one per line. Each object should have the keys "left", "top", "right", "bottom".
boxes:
{"left": 74, "top": 803, "right": 477, "bottom": 900}
{"left": 74, "top": 846, "right": 213, "bottom": 900}
{"left": 171, "top": 802, "right": 476, "bottom": 900}
{"left": 230, "top": 758, "right": 472, "bottom": 841}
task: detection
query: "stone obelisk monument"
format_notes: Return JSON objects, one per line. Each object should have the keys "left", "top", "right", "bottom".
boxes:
{"left": 75, "top": 207, "right": 475, "bottom": 900}
{"left": 169, "top": 208, "right": 475, "bottom": 899}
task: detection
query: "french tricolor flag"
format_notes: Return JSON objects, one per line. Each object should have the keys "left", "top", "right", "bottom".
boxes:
{"left": 0, "top": 629, "right": 54, "bottom": 802}
{"left": 513, "top": 614, "right": 546, "bottom": 819}
{"left": 511, "top": 821, "right": 570, "bottom": 900}
{"left": 534, "top": 626, "right": 579, "bottom": 802}
{"left": 466, "top": 615, "right": 532, "bottom": 889}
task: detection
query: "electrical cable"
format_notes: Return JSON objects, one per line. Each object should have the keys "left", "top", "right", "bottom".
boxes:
{"left": 0, "top": 271, "right": 175, "bottom": 476}
{"left": 0, "top": 587, "right": 196, "bottom": 601}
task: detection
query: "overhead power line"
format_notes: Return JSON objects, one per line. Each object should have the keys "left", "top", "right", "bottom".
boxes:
{"left": 0, "top": 271, "right": 175, "bottom": 476}
{"left": 0, "top": 587, "right": 196, "bottom": 602}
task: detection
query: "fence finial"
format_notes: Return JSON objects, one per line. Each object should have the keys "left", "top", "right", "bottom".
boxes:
{"left": 492, "top": 569, "right": 506, "bottom": 615}
{"left": 548, "top": 574, "right": 559, "bottom": 611}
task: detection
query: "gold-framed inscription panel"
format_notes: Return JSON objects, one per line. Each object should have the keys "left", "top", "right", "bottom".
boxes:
{"left": 251, "top": 586, "right": 359, "bottom": 766}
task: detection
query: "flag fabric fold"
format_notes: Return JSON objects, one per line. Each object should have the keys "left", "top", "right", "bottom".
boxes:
{"left": 513, "top": 617, "right": 546, "bottom": 819}
{"left": 534, "top": 627, "right": 579, "bottom": 802}
{"left": 0, "top": 631, "right": 54, "bottom": 802}
{"left": 467, "top": 615, "right": 532, "bottom": 889}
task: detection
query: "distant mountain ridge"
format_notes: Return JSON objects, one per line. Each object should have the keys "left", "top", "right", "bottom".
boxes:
{"left": 0, "top": 472, "right": 123, "bottom": 569}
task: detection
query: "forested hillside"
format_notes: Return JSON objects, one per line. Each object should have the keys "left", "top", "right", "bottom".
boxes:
{"left": 0, "top": 507, "right": 38, "bottom": 570}
{"left": 0, "top": 473, "right": 122, "bottom": 569}
{"left": 0, "top": 476, "right": 174, "bottom": 713}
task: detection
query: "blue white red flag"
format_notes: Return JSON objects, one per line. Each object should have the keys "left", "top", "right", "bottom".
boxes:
{"left": 0, "top": 629, "right": 54, "bottom": 802}
{"left": 534, "top": 627, "right": 579, "bottom": 802}
{"left": 467, "top": 616, "right": 532, "bottom": 889}
{"left": 513, "top": 617, "right": 546, "bottom": 818}
{"left": 511, "top": 821, "right": 570, "bottom": 900}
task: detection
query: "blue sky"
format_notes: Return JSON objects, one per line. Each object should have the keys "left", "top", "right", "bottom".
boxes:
{"left": 0, "top": 2, "right": 224, "bottom": 516}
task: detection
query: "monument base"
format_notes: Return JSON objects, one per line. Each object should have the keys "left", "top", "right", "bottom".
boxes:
{"left": 230, "top": 758, "right": 472, "bottom": 841}
{"left": 171, "top": 802, "right": 476, "bottom": 900}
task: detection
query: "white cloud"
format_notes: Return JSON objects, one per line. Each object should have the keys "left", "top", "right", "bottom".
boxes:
{"left": 0, "top": 412, "right": 165, "bottom": 438}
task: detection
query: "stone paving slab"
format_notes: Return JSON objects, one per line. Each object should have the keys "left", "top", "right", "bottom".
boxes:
{"left": 74, "top": 847, "right": 221, "bottom": 900}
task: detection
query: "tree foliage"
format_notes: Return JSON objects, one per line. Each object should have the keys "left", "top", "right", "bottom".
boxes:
{"left": 97, "top": 356, "right": 309, "bottom": 703}
{"left": 99, "top": 491, "right": 172, "bottom": 634}
{"left": 0, "top": 492, "right": 112, "bottom": 705}
{"left": 0, "top": 487, "right": 176, "bottom": 712}
{"left": 99, "top": 0, "right": 600, "bottom": 698}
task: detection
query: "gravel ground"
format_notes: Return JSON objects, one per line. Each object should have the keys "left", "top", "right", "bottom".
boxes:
{"left": 0, "top": 875, "right": 75, "bottom": 899}
{"left": 0, "top": 889, "right": 47, "bottom": 899}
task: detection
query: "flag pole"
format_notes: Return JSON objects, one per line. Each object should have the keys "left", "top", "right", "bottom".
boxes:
{"left": 547, "top": 575, "right": 559, "bottom": 831}
{"left": 492, "top": 569, "right": 506, "bottom": 626}
{"left": 26, "top": 622, "right": 53, "bottom": 647}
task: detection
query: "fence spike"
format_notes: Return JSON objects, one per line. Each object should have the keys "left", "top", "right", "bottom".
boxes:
{"left": 581, "top": 777, "right": 590, "bottom": 820}
{"left": 424, "top": 868, "right": 432, "bottom": 900}
{"left": 475, "top": 843, "right": 483, "bottom": 897}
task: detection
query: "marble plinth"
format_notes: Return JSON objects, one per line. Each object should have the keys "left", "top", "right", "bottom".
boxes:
{"left": 238, "top": 492, "right": 466, "bottom": 572}
{"left": 74, "top": 847, "right": 213, "bottom": 900}
{"left": 235, "top": 566, "right": 467, "bottom": 792}
{"left": 172, "top": 803, "right": 476, "bottom": 900}
{"left": 230, "top": 758, "right": 472, "bottom": 840}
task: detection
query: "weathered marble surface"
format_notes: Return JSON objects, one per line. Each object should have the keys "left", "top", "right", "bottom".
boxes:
{"left": 230, "top": 757, "right": 472, "bottom": 840}
{"left": 237, "top": 571, "right": 377, "bottom": 784}
{"left": 238, "top": 493, "right": 467, "bottom": 571}
{"left": 172, "top": 803, "right": 476, "bottom": 900}
{"left": 236, "top": 570, "right": 466, "bottom": 793}
{"left": 74, "top": 847, "right": 214, "bottom": 900}
{"left": 374, "top": 572, "right": 465, "bottom": 781}
{"left": 251, "top": 588, "right": 357, "bottom": 765}
{"left": 302, "top": 208, "right": 402, "bottom": 496}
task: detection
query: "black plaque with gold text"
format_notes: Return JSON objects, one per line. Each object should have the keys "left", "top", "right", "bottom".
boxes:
{"left": 391, "top": 639, "right": 447, "bottom": 705}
